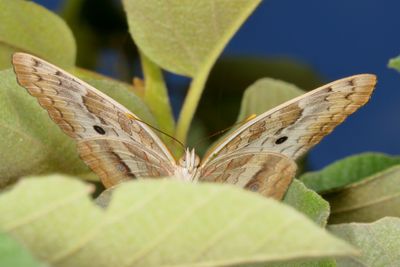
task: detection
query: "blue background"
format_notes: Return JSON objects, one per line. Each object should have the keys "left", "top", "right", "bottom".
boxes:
{"left": 34, "top": 0, "right": 400, "bottom": 170}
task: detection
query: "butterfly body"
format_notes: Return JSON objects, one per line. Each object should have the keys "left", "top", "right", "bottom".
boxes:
{"left": 12, "top": 52, "right": 377, "bottom": 200}
{"left": 175, "top": 148, "right": 200, "bottom": 182}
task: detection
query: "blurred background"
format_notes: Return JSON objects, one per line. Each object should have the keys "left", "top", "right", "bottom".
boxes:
{"left": 32, "top": 0, "right": 400, "bottom": 170}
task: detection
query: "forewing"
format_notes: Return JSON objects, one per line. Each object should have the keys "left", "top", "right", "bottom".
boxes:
{"left": 12, "top": 52, "right": 176, "bottom": 186}
{"left": 202, "top": 74, "right": 377, "bottom": 165}
{"left": 199, "top": 152, "right": 297, "bottom": 200}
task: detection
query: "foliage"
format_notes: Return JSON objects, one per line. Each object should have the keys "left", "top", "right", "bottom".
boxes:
{"left": 0, "top": 175, "right": 354, "bottom": 267}
{"left": 329, "top": 217, "right": 400, "bottom": 267}
{"left": 0, "top": 231, "right": 47, "bottom": 267}
{"left": 0, "top": 1, "right": 399, "bottom": 266}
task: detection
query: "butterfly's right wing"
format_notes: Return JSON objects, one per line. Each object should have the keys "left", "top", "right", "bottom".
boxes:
{"left": 199, "top": 74, "right": 376, "bottom": 199}
{"left": 201, "top": 74, "right": 377, "bottom": 165}
{"left": 12, "top": 53, "right": 176, "bottom": 187}
{"left": 199, "top": 151, "right": 296, "bottom": 200}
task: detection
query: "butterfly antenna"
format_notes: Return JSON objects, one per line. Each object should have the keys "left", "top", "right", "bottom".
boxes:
{"left": 193, "top": 114, "right": 257, "bottom": 148}
{"left": 125, "top": 113, "right": 185, "bottom": 150}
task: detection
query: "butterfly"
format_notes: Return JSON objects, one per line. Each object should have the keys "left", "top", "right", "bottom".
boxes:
{"left": 12, "top": 53, "right": 377, "bottom": 200}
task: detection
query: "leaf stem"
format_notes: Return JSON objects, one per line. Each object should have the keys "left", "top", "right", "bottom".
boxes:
{"left": 141, "top": 52, "right": 175, "bottom": 136}
{"left": 175, "top": 64, "right": 211, "bottom": 144}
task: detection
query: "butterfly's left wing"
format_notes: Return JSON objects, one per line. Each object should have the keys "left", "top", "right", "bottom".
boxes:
{"left": 199, "top": 151, "right": 296, "bottom": 200}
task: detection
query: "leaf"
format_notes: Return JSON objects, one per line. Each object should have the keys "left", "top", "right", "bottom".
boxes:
{"left": 0, "top": 175, "right": 101, "bottom": 264}
{"left": 97, "top": 180, "right": 331, "bottom": 228}
{"left": 329, "top": 217, "right": 400, "bottom": 267}
{"left": 0, "top": 231, "right": 48, "bottom": 267}
{"left": 0, "top": 175, "right": 355, "bottom": 267}
{"left": 266, "top": 258, "right": 337, "bottom": 267}
{"left": 300, "top": 153, "right": 400, "bottom": 193}
{"left": 388, "top": 54, "right": 400, "bottom": 72}
{"left": 325, "top": 165, "right": 400, "bottom": 224}
{"left": 0, "top": 68, "right": 155, "bottom": 186}
{"left": 237, "top": 78, "right": 305, "bottom": 122}
{"left": 0, "top": 0, "right": 76, "bottom": 69}
{"left": 283, "top": 180, "right": 330, "bottom": 227}
{"left": 123, "top": 0, "right": 260, "bottom": 77}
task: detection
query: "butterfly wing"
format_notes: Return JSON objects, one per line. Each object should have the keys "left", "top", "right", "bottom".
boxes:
{"left": 12, "top": 52, "right": 176, "bottom": 187}
{"left": 201, "top": 74, "right": 377, "bottom": 165}
{"left": 199, "top": 151, "right": 296, "bottom": 199}
{"left": 198, "top": 74, "right": 376, "bottom": 198}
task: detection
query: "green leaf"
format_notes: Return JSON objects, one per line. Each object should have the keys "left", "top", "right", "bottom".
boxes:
{"left": 0, "top": 175, "right": 355, "bottom": 267}
{"left": 123, "top": 0, "right": 260, "bottom": 77}
{"left": 0, "top": 0, "right": 76, "bottom": 69}
{"left": 0, "top": 175, "right": 101, "bottom": 264}
{"left": 0, "top": 68, "right": 155, "bottom": 186}
{"left": 237, "top": 78, "right": 305, "bottom": 122}
{"left": 329, "top": 217, "right": 400, "bottom": 267}
{"left": 388, "top": 54, "right": 400, "bottom": 72}
{"left": 266, "top": 258, "right": 337, "bottom": 267}
{"left": 325, "top": 165, "right": 400, "bottom": 224}
{"left": 300, "top": 153, "right": 400, "bottom": 193}
{"left": 283, "top": 180, "right": 330, "bottom": 227}
{"left": 0, "top": 231, "right": 47, "bottom": 267}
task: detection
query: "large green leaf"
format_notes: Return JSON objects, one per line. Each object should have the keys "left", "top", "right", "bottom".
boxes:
{"left": 123, "top": 0, "right": 260, "bottom": 77}
{"left": 0, "top": 175, "right": 355, "bottom": 267}
{"left": 0, "top": 68, "right": 155, "bottom": 186}
{"left": 267, "top": 258, "right": 337, "bottom": 267}
{"left": 283, "top": 180, "right": 330, "bottom": 227}
{"left": 0, "top": 0, "right": 76, "bottom": 69}
{"left": 300, "top": 153, "right": 400, "bottom": 193}
{"left": 388, "top": 54, "right": 400, "bottom": 72}
{"left": 98, "top": 179, "right": 331, "bottom": 228}
{"left": 329, "top": 217, "right": 400, "bottom": 267}
{"left": 325, "top": 165, "right": 400, "bottom": 224}
{"left": 0, "top": 231, "right": 47, "bottom": 267}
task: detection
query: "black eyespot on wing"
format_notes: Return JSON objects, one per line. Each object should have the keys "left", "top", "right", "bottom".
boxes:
{"left": 275, "top": 136, "right": 288, "bottom": 144}
{"left": 93, "top": 125, "right": 106, "bottom": 135}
